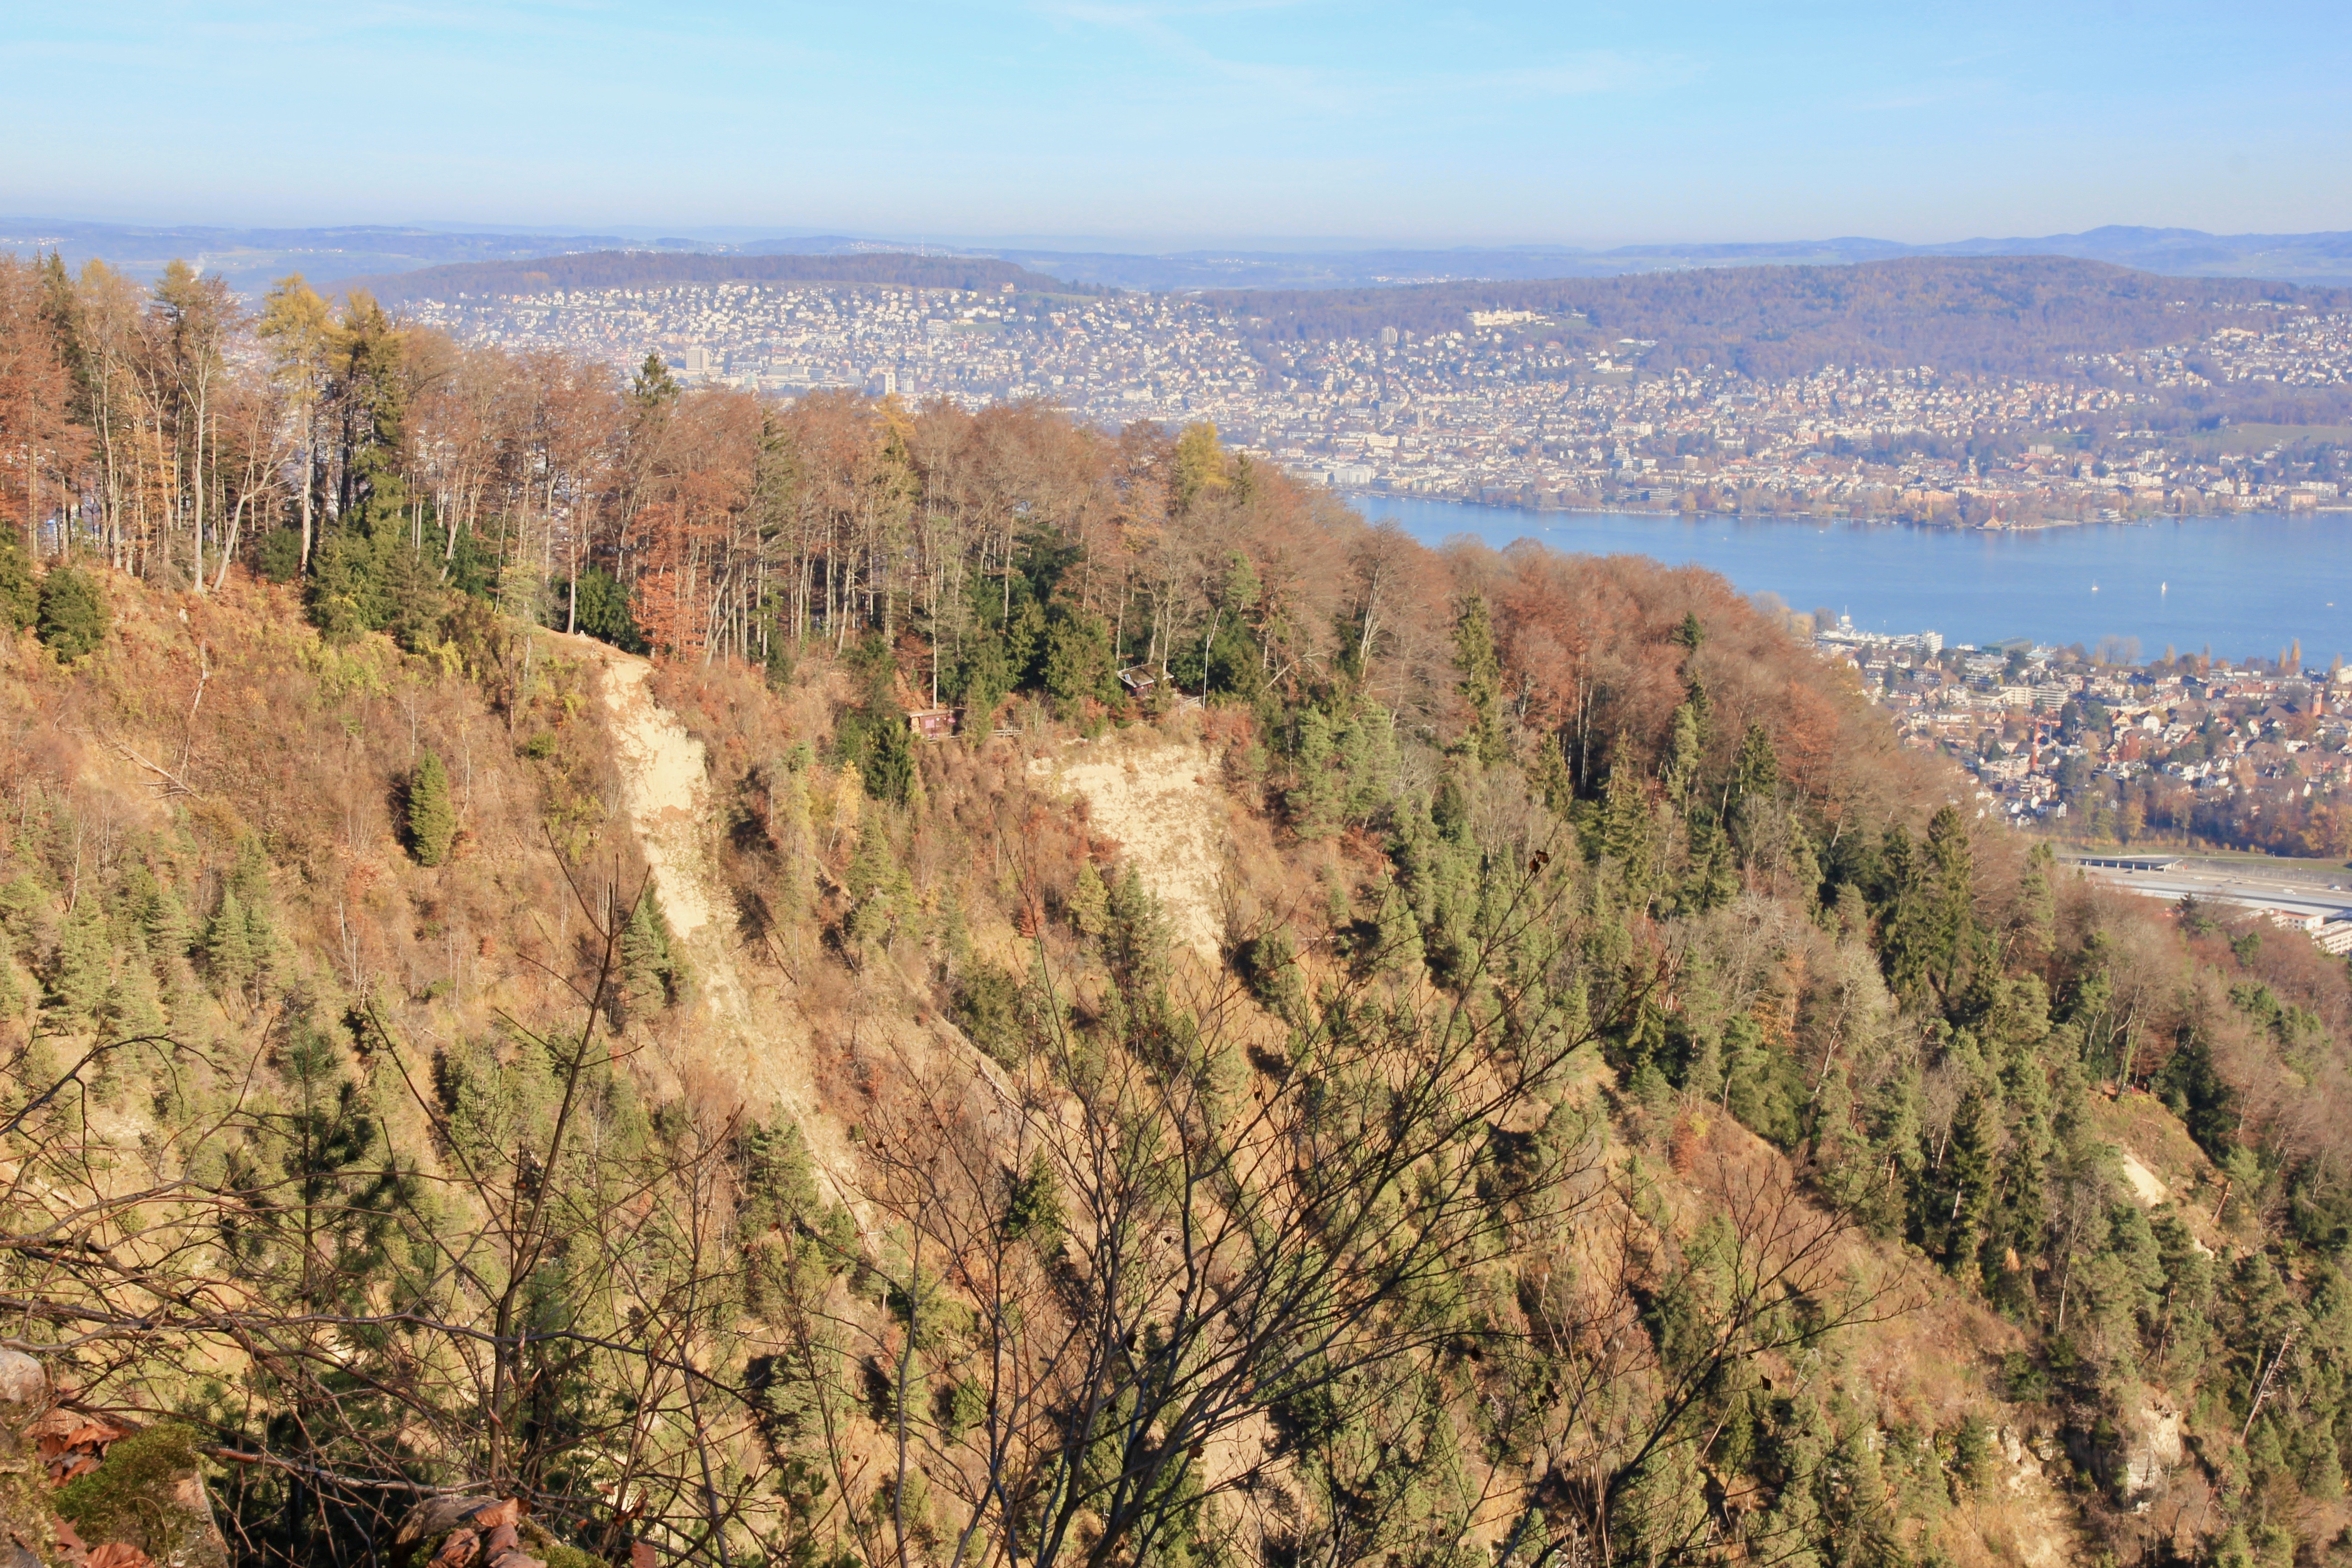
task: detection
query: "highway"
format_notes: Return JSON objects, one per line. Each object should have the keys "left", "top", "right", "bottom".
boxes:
{"left": 2068, "top": 860, "right": 2352, "bottom": 926}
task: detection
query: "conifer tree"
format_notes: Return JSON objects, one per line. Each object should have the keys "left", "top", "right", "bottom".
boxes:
{"left": 1597, "top": 745, "right": 1657, "bottom": 902}
{"left": 1287, "top": 706, "right": 1340, "bottom": 839}
{"left": 845, "top": 823, "right": 912, "bottom": 952}
{"left": 956, "top": 636, "right": 1012, "bottom": 730}
{"left": 1452, "top": 594, "right": 1505, "bottom": 765}
{"left": 129, "top": 869, "right": 191, "bottom": 959}
{"left": 1104, "top": 864, "right": 1170, "bottom": 999}
{"left": 622, "top": 889, "right": 678, "bottom": 1012}
{"left": 1043, "top": 606, "right": 1117, "bottom": 708}
{"left": 46, "top": 898, "right": 111, "bottom": 1024}
{"left": 204, "top": 888, "right": 255, "bottom": 999}
{"left": 1661, "top": 698, "right": 1704, "bottom": 806}
{"left": 406, "top": 751, "right": 457, "bottom": 866}
{"left": 1733, "top": 720, "right": 1779, "bottom": 801}
{"left": 632, "top": 350, "right": 680, "bottom": 404}
{"left": 99, "top": 936, "right": 165, "bottom": 1041}
{"left": 1068, "top": 859, "right": 1109, "bottom": 938}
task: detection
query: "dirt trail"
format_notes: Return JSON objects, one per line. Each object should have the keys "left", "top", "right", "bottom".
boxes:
{"left": 1030, "top": 739, "right": 1226, "bottom": 953}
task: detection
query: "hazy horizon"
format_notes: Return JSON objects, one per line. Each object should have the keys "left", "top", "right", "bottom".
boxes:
{"left": 8, "top": 1, "right": 2349, "bottom": 244}
{"left": 5, "top": 217, "right": 2349, "bottom": 262}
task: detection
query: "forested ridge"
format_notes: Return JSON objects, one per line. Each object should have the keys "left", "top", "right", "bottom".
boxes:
{"left": 5, "top": 251, "right": 2352, "bottom": 1568}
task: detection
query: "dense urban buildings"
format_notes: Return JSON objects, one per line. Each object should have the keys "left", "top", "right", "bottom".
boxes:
{"left": 1824, "top": 615, "right": 2352, "bottom": 858}
{"left": 403, "top": 278, "right": 2352, "bottom": 524}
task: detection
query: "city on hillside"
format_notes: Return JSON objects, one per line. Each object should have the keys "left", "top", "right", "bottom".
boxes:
{"left": 404, "top": 280, "right": 2352, "bottom": 523}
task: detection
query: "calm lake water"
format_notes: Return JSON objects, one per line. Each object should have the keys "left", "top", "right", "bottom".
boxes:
{"left": 1361, "top": 496, "right": 2352, "bottom": 663}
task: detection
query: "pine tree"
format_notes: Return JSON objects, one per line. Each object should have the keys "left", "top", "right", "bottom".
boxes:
{"left": 1370, "top": 878, "right": 1424, "bottom": 980}
{"left": 860, "top": 708, "right": 915, "bottom": 807}
{"left": 141, "top": 878, "right": 192, "bottom": 959}
{"left": 1287, "top": 706, "right": 1341, "bottom": 839}
{"left": 1104, "top": 865, "right": 1170, "bottom": 1000}
{"left": 1925, "top": 805, "right": 1979, "bottom": 999}
{"left": 1661, "top": 699, "right": 1704, "bottom": 806}
{"left": 957, "top": 636, "right": 1012, "bottom": 730}
{"left": 204, "top": 888, "right": 255, "bottom": 999}
{"left": 304, "top": 295, "right": 408, "bottom": 640}
{"left": 1452, "top": 594, "right": 1505, "bottom": 765}
{"left": 46, "top": 898, "right": 112, "bottom": 1025}
{"left": 99, "top": 936, "right": 166, "bottom": 1041}
{"left": 1728, "top": 722, "right": 1781, "bottom": 864}
{"left": 1596, "top": 745, "right": 1657, "bottom": 904}
{"left": 621, "top": 890, "right": 678, "bottom": 1013}
{"left": 407, "top": 751, "right": 457, "bottom": 867}
{"left": 1333, "top": 697, "right": 1399, "bottom": 824}
{"left": 1068, "top": 860, "right": 1109, "bottom": 938}
{"left": 632, "top": 350, "right": 681, "bottom": 405}
{"left": 256, "top": 1020, "right": 408, "bottom": 1313}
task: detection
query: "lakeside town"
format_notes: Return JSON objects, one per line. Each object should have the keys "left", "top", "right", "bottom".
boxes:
{"left": 401, "top": 278, "right": 2352, "bottom": 525}
{"left": 1818, "top": 608, "right": 2352, "bottom": 867}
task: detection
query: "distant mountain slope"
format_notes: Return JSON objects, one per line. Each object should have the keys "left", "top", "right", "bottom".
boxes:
{"left": 987, "top": 226, "right": 2352, "bottom": 289}
{"left": 1205, "top": 255, "right": 2352, "bottom": 379}
{"left": 16, "top": 216, "right": 2352, "bottom": 301}
{"left": 354, "top": 249, "right": 1089, "bottom": 302}
{"left": 0, "top": 219, "right": 649, "bottom": 293}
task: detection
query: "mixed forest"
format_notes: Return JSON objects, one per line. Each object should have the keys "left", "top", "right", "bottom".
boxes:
{"left": 6, "top": 250, "right": 2352, "bottom": 1568}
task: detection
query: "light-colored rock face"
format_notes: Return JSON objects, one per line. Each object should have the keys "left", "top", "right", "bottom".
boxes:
{"left": 0, "top": 1350, "right": 44, "bottom": 1413}
{"left": 595, "top": 649, "right": 724, "bottom": 942}
{"left": 1030, "top": 740, "right": 1227, "bottom": 954}
{"left": 2118, "top": 1151, "right": 2169, "bottom": 1207}
{"left": 581, "top": 640, "right": 824, "bottom": 1134}
{"left": 2123, "top": 1399, "right": 2185, "bottom": 1509}
{"left": 2116, "top": 1148, "right": 2215, "bottom": 1255}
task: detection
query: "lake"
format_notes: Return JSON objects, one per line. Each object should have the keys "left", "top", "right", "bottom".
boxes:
{"left": 1361, "top": 495, "right": 2352, "bottom": 664}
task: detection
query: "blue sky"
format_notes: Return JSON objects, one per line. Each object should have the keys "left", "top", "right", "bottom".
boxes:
{"left": 5, "top": 0, "right": 2348, "bottom": 246}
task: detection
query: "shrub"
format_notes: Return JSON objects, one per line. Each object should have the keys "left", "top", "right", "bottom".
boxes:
{"left": 951, "top": 965, "right": 1029, "bottom": 1066}
{"left": 36, "top": 566, "right": 109, "bottom": 661}
{"left": 0, "top": 535, "right": 35, "bottom": 631}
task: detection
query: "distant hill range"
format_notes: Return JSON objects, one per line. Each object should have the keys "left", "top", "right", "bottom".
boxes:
{"left": 10, "top": 218, "right": 2352, "bottom": 297}
{"left": 983, "top": 227, "right": 2352, "bottom": 290}
{"left": 0, "top": 220, "right": 1011, "bottom": 296}
{"left": 1201, "top": 256, "right": 2352, "bottom": 381}
{"left": 351, "top": 250, "right": 1085, "bottom": 304}
{"left": 0, "top": 219, "right": 652, "bottom": 294}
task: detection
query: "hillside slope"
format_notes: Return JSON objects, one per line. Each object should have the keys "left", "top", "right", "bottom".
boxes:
{"left": 3, "top": 394, "right": 2352, "bottom": 1568}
